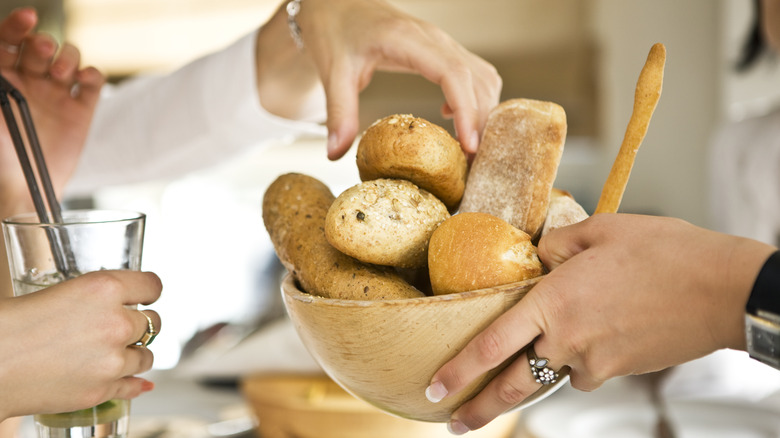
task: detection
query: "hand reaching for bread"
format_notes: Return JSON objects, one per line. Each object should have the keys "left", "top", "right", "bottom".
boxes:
{"left": 262, "top": 44, "right": 664, "bottom": 301}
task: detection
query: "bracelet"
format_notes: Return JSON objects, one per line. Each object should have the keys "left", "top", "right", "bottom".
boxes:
{"left": 286, "top": 0, "right": 304, "bottom": 50}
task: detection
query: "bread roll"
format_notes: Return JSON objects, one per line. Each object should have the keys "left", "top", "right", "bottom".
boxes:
{"left": 325, "top": 178, "right": 449, "bottom": 268}
{"left": 541, "top": 188, "right": 589, "bottom": 236}
{"left": 356, "top": 114, "right": 467, "bottom": 210}
{"left": 262, "top": 173, "right": 424, "bottom": 300}
{"left": 428, "top": 212, "right": 544, "bottom": 295}
{"left": 460, "top": 99, "right": 567, "bottom": 239}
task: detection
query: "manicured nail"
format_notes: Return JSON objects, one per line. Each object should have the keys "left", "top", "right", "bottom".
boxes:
{"left": 140, "top": 380, "right": 155, "bottom": 392}
{"left": 447, "top": 419, "right": 470, "bottom": 435}
{"left": 425, "top": 381, "right": 448, "bottom": 403}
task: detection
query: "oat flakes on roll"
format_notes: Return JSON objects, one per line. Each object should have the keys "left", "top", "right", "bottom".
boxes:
{"left": 356, "top": 114, "right": 468, "bottom": 210}
{"left": 460, "top": 99, "right": 567, "bottom": 240}
{"left": 262, "top": 173, "right": 424, "bottom": 300}
{"left": 325, "top": 178, "right": 449, "bottom": 269}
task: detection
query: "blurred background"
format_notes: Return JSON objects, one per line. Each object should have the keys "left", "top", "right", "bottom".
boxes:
{"left": 1, "top": 0, "right": 778, "bottom": 371}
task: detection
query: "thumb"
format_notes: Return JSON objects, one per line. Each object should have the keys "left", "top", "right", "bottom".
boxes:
{"left": 323, "top": 63, "right": 362, "bottom": 161}
{"left": 537, "top": 218, "right": 595, "bottom": 270}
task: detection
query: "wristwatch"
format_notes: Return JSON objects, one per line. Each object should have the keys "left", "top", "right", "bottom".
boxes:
{"left": 745, "top": 250, "right": 780, "bottom": 369}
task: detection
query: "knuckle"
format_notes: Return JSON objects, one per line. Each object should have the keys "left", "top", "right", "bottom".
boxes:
{"left": 474, "top": 331, "right": 507, "bottom": 367}
{"left": 493, "top": 377, "right": 533, "bottom": 407}
{"left": 456, "top": 409, "right": 492, "bottom": 432}
{"left": 84, "top": 271, "right": 125, "bottom": 299}
{"left": 111, "top": 311, "right": 137, "bottom": 345}
{"left": 101, "top": 351, "right": 126, "bottom": 378}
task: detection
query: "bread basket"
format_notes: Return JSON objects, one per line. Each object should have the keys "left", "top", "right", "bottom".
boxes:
{"left": 241, "top": 373, "right": 521, "bottom": 438}
{"left": 280, "top": 273, "right": 569, "bottom": 423}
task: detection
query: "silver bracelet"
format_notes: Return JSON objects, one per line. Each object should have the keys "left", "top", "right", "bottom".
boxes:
{"left": 286, "top": 0, "right": 304, "bottom": 50}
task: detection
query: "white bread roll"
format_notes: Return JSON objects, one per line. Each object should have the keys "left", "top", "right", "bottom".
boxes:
{"left": 428, "top": 212, "right": 544, "bottom": 295}
{"left": 541, "top": 188, "right": 589, "bottom": 236}
{"left": 460, "top": 99, "right": 567, "bottom": 240}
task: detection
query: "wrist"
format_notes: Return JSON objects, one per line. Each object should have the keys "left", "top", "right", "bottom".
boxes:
{"left": 721, "top": 237, "right": 778, "bottom": 351}
{"left": 254, "top": 0, "right": 319, "bottom": 120}
{"left": 745, "top": 249, "right": 780, "bottom": 368}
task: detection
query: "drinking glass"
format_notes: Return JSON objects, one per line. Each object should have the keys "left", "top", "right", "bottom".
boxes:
{"left": 2, "top": 209, "right": 146, "bottom": 438}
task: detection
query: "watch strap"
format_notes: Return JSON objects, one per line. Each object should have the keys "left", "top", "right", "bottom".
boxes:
{"left": 747, "top": 250, "right": 780, "bottom": 316}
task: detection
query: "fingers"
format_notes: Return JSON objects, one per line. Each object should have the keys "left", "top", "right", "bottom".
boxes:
{"left": 17, "top": 33, "right": 57, "bottom": 76}
{"left": 428, "top": 294, "right": 545, "bottom": 402}
{"left": 536, "top": 215, "right": 606, "bottom": 270}
{"left": 48, "top": 42, "right": 80, "bottom": 84}
{"left": 74, "top": 66, "right": 105, "bottom": 101}
{"left": 449, "top": 349, "right": 544, "bottom": 434}
{"left": 112, "top": 377, "right": 155, "bottom": 401}
{"left": 116, "top": 271, "right": 163, "bottom": 307}
{"left": 323, "top": 61, "right": 361, "bottom": 160}
{"left": 125, "top": 308, "right": 161, "bottom": 347}
{"left": 436, "top": 55, "right": 502, "bottom": 154}
{"left": 0, "top": 7, "right": 36, "bottom": 68}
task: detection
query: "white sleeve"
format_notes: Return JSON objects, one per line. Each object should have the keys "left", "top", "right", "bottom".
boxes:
{"left": 66, "top": 31, "right": 326, "bottom": 195}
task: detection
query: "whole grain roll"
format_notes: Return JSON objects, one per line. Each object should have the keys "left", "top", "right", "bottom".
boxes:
{"left": 460, "top": 99, "right": 567, "bottom": 239}
{"left": 356, "top": 114, "right": 467, "bottom": 210}
{"left": 428, "top": 212, "right": 544, "bottom": 295}
{"left": 262, "top": 173, "right": 424, "bottom": 300}
{"left": 325, "top": 178, "right": 449, "bottom": 269}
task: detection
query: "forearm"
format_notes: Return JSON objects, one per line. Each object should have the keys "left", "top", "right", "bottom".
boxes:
{"left": 67, "top": 31, "right": 324, "bottom": 195}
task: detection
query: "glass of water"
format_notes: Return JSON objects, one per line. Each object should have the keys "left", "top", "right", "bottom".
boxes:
{"left": 2, "top": 209, "right": 146, "bottom": 438}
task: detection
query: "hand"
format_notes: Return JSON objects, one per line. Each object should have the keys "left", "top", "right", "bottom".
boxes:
{"left": 0, "top": 7, "right": 104, "bottom": 212}
{"left": 0, "top": 270, "right": 162, "bottom": 421}
{"left": 427, "top": 214, "right": 777, "bottom": 434}
{"left": 256, "top": 0, "right": 502, "bottom": 160}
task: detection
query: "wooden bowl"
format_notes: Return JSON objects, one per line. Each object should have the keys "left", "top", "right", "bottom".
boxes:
{"left": 281, "top": 273, "right": 569, "bottom": 423}
{"left": 241, "top": 373, "right": 521, "bottom": 438}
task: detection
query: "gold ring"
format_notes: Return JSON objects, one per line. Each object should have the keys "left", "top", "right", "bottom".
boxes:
{"left": 135, "top": 310, "right": 158, "bottom": 347}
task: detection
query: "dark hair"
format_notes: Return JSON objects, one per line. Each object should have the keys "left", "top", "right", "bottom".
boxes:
{"left": 736, "top": 0, "right": 768, "bottom": 72}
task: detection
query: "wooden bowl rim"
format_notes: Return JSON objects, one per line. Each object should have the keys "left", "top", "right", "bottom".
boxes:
{"left": 281, "top": 273, "right": 544, "bottom": 307}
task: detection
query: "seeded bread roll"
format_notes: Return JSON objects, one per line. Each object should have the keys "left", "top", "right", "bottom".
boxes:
{"left": 428, "top": 212, "right": 544, "bottom": 295}
{"left": 460, "top": 99, "right": 567, "bottom": 239}
{"left": 356, "top": 114, "right": 468, "bottom": 210}
{"left": 262, "top": 173, "right": 425, "bottom": 300}
{"left": 325, "top": 178, "right": 450, "bottom": 269}
{"left": 541, "top": 188, "right": 589, "bottom": 236}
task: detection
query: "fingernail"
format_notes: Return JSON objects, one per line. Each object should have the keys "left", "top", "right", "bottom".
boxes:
{"left": 141, "top": 380, "right": 155, "bottom": 392}
{"left": 447, "top": 419, "right": 470, "bottom": 435}
{"left": 425, "top": 381, "right": 448, "bottom": 403}
{"left": 469, "top": 131, "right": 480, "bottom": 153}
{"left": 326, "top": 131, "right": 339, "bottom": 158}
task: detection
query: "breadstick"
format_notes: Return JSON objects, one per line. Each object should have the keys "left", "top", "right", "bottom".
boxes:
{"left": 595, "top": 43, "right": 666, "bottom": 214}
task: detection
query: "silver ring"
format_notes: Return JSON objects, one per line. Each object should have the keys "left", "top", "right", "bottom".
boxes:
{"left": 0, "top": 41, "right": 20, "bottom": 54}
{"left": 528, "top": 346, "right": 559, "bottom": 385}
{"left": 135, "top": 310, "right": 158, "bottom": 347}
